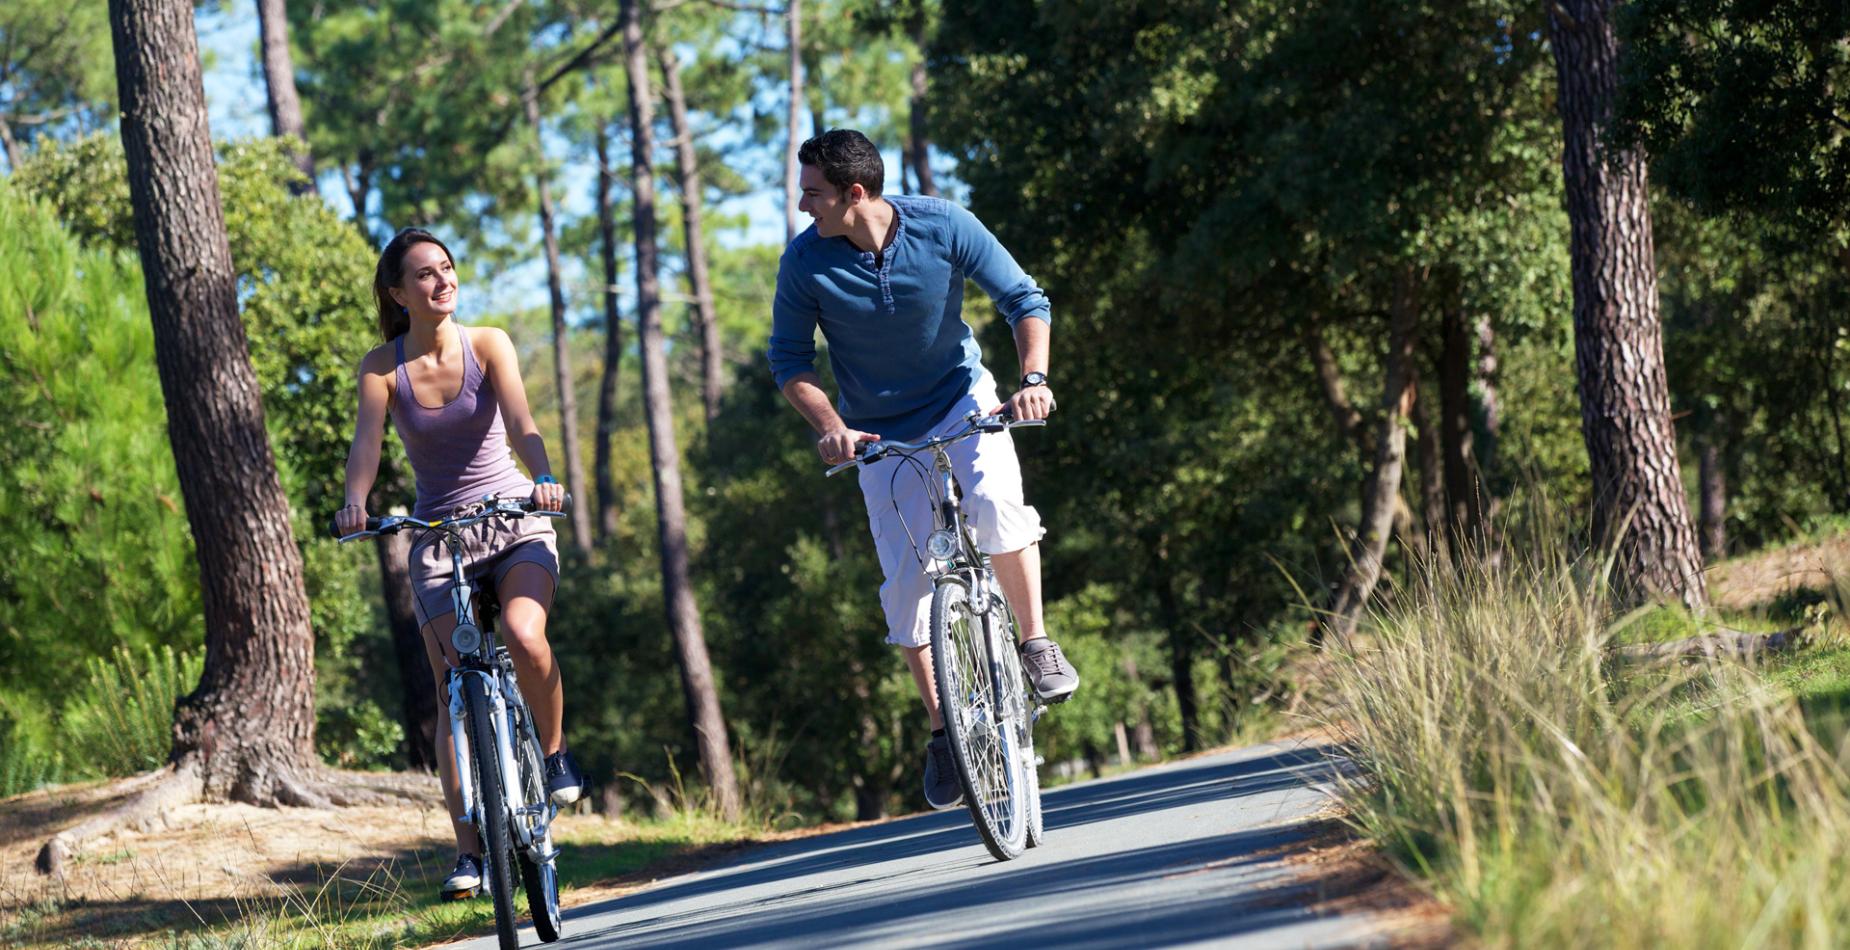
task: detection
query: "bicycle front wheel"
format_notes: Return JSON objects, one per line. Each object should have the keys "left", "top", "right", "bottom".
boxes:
{"left": 515, "top": 710, "right": 562, "bottom": 943}
{"left": 463, "top": 674, "right": 520, "bottom": 950}
{"left": 991, "top": 598, "right": 1045, "bottom": 849}
{"left": 932, "top": 577, "right": 1028, "bottom": 861}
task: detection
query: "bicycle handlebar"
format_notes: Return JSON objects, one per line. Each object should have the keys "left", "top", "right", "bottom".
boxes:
{"left": 823, "top": 410, "right": 1046, "bottom": 478}
{"left": 330, "top": 494, "right": 573, "bottom": 541}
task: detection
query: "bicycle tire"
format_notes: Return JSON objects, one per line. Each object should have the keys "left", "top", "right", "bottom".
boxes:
{"left": 464, "top": 674, "right": 521, "bottom": 950}
{"left": 515, "top": 709, "right": 562, "bottom": 943}
{"left": 992, "top": 598, "right": 1045, "bottom": 849}
{"left": 931, "top": 576, "right": 1027, "bottom": 861}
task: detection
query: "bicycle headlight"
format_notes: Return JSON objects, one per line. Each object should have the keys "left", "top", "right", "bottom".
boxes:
{"left": 452, "top": 623, "right": 483, "bottom": 655}
{"left": 926, "top": 529, "right": 958, "bottom": 561}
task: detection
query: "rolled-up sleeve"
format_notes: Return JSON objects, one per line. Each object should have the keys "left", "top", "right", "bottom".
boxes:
{"left": 947, "top": 203, "right": 1050, "bottom": 328}
{"left": 768, "top": 247, "right": 821, "bottom": 388}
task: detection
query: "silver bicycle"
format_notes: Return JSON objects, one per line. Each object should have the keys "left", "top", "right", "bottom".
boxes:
{"left": 827, "top": 410, "right": 1048, "bottom": 860}
{"left": 335, "top": 495, "right": 566, "bottom": 948}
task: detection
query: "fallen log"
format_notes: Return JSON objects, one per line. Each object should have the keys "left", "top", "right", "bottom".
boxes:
{"left": 1610, "top": 627, "right": 1808, "bottom": 664}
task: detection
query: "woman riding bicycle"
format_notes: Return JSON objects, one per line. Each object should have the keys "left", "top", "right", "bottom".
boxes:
{"left": 336, "top": 227, "right": 586, "bottom": 900}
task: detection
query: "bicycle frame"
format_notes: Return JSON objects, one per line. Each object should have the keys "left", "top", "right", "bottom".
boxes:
{"left": 337, "top": 499, "right": 562, "bottom": 860}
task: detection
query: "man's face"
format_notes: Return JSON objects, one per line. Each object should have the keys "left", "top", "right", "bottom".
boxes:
{"left": 797, "top": 164, "right": 855, "bottom": 237}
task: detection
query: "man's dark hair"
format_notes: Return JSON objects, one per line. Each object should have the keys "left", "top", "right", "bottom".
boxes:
{"left": 798, "top": 129, "right": 884, "bottom": 198}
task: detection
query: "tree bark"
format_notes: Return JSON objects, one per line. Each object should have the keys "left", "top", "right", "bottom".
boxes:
{"left": 1412, "top": 373, "right": 1446, "bottom": 559}
{"left": 253, "top": 0, "right": 315, "bottom": 192}
{"left": 107, "top": 0, "right": 319, "bottom": 800}
{"left": 523, "top": 75, "right": 593, "bottom": 554}
{"left": 1549, "top": 0, "right": 1708, "bottom": 608}
{"left": 785, "top": 0, "right": 803, "bottom": 241}
{"left": 906, "top": 13, "right": 938, "bottom": 198}
{"left": 1439, "top": 303, "right": 1482, "bottom": 546}
{"left": 594, "top": 120, "right": 624, "bottom": 545}
{"left": 0, "top": 114, "right": 20, "bottom": 171}
{"left": 376, "top": 525, "right": 437, "bottom": 770}
{"left": 1698, "top": 431, "right": 1726, "bottom": 560}
{"left": 658, "top": 47, "right": 723, "bottom": 423}
{"left": 623, "top": 0, "right": 742, "bottom": 821}
{"left": 1326, "top": 270, "right": 1420, "bottom": 643}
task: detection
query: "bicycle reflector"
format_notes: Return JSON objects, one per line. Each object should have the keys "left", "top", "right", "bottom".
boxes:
{"left": 452, "top": 623, "right": 483, "bottom": 655}
{"left": 926, "top": 529, "right": 958, "bottom": 561}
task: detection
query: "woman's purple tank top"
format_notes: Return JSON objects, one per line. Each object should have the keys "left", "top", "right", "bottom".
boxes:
{"left": 390, "top": 325, "right": 532, "bottom": 519}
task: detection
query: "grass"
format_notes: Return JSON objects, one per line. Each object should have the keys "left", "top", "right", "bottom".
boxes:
{"left": 1323, "top": 537, "right": 1850, "bottom": 948}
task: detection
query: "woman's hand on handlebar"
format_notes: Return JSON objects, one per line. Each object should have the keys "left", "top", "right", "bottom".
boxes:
{"left": 335, "top": 502, "right": 369, "bottom": 536}
{"left": 530, "top": 478, "right": 567, "bottom": 512}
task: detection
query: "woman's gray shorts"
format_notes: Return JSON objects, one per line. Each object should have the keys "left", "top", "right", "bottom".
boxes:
{"left": 406, "top": 505, "right": 560, "bottom": 628}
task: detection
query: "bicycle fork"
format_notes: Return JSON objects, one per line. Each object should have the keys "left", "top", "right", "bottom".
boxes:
{"left": 450, "top": 670, "right": 522, "bottom": 834}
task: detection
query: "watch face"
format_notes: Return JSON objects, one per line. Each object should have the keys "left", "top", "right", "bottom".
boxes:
{"left": 1023, "top": 372, "right": 1047, "bottom": 387}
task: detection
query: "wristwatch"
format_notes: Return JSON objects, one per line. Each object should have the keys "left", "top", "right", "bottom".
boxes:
{"left": 1021, "top": 372, "right": 1049, "bottom": 388}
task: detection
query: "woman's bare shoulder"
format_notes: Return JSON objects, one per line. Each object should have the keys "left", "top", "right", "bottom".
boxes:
{"left": 358, "top": 341, "right": 398, "bottom": 377}
{"left": 467, "top": 325, "right": 516, "bottom": 365}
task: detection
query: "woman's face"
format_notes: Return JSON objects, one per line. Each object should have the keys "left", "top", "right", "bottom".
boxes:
{"left": 389, "top": 241, "right": 458, "bottom": 319}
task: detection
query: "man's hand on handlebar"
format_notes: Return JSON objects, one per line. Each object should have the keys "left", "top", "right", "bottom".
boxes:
{"left": 993, "top": 384, "right": 1056, "bottom": 423}
{"left": 818, "top": 426, "right": 881, "bottom": 466}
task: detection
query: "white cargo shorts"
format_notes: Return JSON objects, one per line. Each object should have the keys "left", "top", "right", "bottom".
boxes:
{"left": 858, "top": 381, "right": 1045, "bottom": 648}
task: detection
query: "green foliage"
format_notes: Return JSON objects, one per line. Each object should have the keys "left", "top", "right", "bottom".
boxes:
{"left": 62, "top": 644, "right": 204, "bottom": 777}
{"left": 0, "top": 180, "right": 202, "bottom": 707}
{"left": 0, "top": 0, "right": 115, "bottom": 165}
{"left": 1618, "top": 0, "right": 1850, "bottom": 230}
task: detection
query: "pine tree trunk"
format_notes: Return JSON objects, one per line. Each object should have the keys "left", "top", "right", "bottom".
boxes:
{"left": 1699, "top": 432, "right": 1726, "bottom": 560}
{"left": 1440, "top": 304, "right": 1481, "bottom": 545}
{"left": 659, "top": 47, "right": 723, "bottom": 423}
{"left": 1549, "top": 0, "right": 1707, "bottom": 608}
{"left": 624, "top": 0, "right": 742, "bottom": 821}
{"left": 785, "top": 0, "right": 803, "bottom": 241}
{"left": 1413, "top": 375, "right": 1446, "bottom": 559}
{"left": 107, "top": 0, "right": 320, "bottom": 801}
{"left": 594, "top": 122, "right": 624, "bottom": 545}
{"left": 253, "top": 0, "right": 315, "bottom": 192}
{"left": 1327, "top": 271, "right": 1420, "bottom": 642}
{"left": 906, "top": 14, "right": 938, "bottom": 198}
{"left": 375, "top": 526, "right": 437, "bottom": 770}
{"left": 523, "top": 76, "right": 593, "bottom": 554}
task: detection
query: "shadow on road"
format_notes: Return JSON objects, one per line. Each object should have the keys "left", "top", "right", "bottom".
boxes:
{"left": 548, "top": 742, "right": 1346, "bottom": 948}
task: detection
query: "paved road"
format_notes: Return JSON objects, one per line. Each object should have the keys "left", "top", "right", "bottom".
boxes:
{"left": 450, "top": 740, "right": 1388, "bottom": 949}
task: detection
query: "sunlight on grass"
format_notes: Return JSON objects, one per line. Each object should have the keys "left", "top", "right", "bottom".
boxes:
{"left": 1324, "top": 538, "right": 1850, "bottom": 947}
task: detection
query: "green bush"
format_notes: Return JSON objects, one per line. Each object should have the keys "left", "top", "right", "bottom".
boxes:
{"left": 62, "top": 643, "right": 203, "bottom": 777}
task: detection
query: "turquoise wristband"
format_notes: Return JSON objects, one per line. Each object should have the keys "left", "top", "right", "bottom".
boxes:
{"left": 535, "top": 474, "right": 558, "bottom": 486}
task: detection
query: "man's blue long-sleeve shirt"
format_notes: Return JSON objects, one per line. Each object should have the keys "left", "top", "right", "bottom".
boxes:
{"left": 768, "top": 195, "right": 1051, "bottom": 441}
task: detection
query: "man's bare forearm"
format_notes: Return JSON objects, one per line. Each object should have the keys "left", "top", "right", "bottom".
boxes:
{"left": 781, "top": 373, "right": 847, "bottom": 434}
{"left": 1013, "top": 318, "right": 1050, "bottom": 380}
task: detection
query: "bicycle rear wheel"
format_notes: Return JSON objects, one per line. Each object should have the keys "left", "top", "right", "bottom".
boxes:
{"left": 932, "top": 576, "right": 1028, "bottom": 861}
{"left": 463, "top": 674, "right": 520, "bottom": 950}
{"left": 514, "top": 708, "right": 562, "bottom": 943}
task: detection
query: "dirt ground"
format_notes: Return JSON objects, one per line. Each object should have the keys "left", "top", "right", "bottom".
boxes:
{"left": 1707, "top": 532, "right": 1850, "bottom": 613}
{"left": 0, "top": 771, "right": 462, "bottom": 943}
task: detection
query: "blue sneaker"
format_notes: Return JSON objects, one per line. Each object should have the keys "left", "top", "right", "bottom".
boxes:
{"left": 924, "top": 734, "right": 963, "bottom": 810}
{"left": 544, "top": 750, "right": 586, "bottom": 806}
{"left": 441, "top": 852, "right": 482, "bottom": 900}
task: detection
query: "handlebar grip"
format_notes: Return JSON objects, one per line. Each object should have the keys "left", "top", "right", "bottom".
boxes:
{"left": 328, "top": 516, "right": 385, "bottom": 538}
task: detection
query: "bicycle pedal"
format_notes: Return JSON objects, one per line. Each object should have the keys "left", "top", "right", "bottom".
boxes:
{"left": 440, "top": 885, "right": 480, "bottom": 902}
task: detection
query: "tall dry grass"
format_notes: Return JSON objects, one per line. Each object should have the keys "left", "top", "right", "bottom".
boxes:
{"left": 1324, "top": 540, "right": 1850, "bottom": 947}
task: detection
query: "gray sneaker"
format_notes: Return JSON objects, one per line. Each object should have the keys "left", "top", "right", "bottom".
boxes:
{"left": 924, "top": 733, "right": 964, "bottom": 810}
{"left": 1021, "top": 637, "right": 1079, "bottom": 703}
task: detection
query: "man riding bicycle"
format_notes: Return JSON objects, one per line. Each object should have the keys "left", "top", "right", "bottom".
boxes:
{"left": 769, "top": 129, "right": 1081, "bottom": 811}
